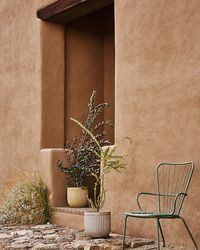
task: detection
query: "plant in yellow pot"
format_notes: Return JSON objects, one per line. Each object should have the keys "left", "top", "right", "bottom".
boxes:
{"left": 57, "top": 91, "right": 113, "bottom": 208}
{"left": 71, "top": 118, "right": 127, "bottom": 238}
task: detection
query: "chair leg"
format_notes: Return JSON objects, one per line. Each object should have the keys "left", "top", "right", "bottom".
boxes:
{"left": 157, "top": 219, "right": 165, "bottom": 247}
{"left": 122, "top": 215, "right": 128, "bottom": 250}
{"left": 156, "top": 218, "right": 161, "bottom": 250}
{"left": 179, "top": 217, "right": 198, "bottom": 250}
{"left": 156, "top": 218, "right": 160, "bottom": 250}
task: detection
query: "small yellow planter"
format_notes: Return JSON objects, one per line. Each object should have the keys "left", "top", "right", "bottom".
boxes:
{"left": 67, "top": 187, "right": 88, "bottom": 208}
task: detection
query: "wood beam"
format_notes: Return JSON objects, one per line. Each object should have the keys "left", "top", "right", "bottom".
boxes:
{"left": 37, "top": 0, "right": 114, "bottom": 23}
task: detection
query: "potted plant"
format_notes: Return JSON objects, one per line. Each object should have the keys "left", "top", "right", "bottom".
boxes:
{"left": 57, "top": 91, "right": 113, "bottom": 208}
{"left": 71, "top": 118, "right": 126, "bottom": 238}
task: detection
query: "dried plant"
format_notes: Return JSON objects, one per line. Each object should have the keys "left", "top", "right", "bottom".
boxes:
{"left": 0, "top": 178, "right": 49, "bottom": 225}
{"left": 71, "top": 118, "right": 126, "bottom": 212}
{"left": 57, "top": 91, "right": 113, "bottom": 187}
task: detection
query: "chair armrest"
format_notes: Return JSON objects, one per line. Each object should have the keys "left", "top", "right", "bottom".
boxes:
{"left": 136, "top": 192, "right": 157, "bottom": 210}
{"left": 171, "top": 192, "right": 187, "bottom": 215}
{"left": 136, "top": 192, "right": 187, "bottom": 213}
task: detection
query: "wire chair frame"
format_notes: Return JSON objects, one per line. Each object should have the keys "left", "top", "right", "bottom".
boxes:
{"left": 122, "top": 161, "right": 198, "bottom": 250}
{"left": 156, "top": 162, "right": 194, "bottom": 215}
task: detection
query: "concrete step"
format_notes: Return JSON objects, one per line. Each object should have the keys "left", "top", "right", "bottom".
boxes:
{"left": 51, "top": 207, "right": 96, "bottom": 229}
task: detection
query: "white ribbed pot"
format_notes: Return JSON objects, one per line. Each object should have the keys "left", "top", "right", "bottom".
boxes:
{"left": 67, "top": 187, "right": 88, "bottom": 208}
{"left": 84, "top": 211, "right": 111, "bottom": 238}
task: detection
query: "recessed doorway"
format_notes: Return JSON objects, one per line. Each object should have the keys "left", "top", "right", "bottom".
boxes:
{"left": 65, "top": 4, "right": 115, "bottom": 144}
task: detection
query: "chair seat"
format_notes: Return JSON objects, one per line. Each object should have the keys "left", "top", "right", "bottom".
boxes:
{"left": 125, "top": 210, "right": 179, "bottom": 218}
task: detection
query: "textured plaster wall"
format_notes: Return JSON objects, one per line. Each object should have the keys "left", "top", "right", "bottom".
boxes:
{"left": 104, "top": 0, "right": 200, "bottom": 247}
{"left": 1, "top": 0, "right": 200, "bottom": 247}
{"left": 65, "top": 12, "right": 104, "bottom": 142}
{"left": 0, "top": 0, "right": 62, "bottom": 203}
{"left": 41, "top": 21, "right": 65, "bottom": 148}
{"left": 65, "top": 6, "right": 114, "bottom": 143}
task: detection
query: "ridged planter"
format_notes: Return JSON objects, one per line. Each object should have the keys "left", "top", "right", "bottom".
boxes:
{"left": 67, "top": 187, "right": 88, "bottom": 208}
{"left": 84, "top": 211, "right": 111, "bottom": 238}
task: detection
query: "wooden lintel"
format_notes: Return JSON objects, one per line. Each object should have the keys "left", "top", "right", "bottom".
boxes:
{"left": 37, "top": 0, "right": 114, "bottom": 23}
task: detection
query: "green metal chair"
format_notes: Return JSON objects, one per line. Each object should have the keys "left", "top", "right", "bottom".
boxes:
{"left": 122, "top": 161, "right": 198, "bottom": 250}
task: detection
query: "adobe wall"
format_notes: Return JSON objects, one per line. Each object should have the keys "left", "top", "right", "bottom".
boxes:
{"left": 0, "top": 0, "right": 63, "bottom": 202}
{"left": 104, "top": 0, "right": 200, "bottom": 247}
{"left": 0, "top": 0, "right": 40, "bottom": 202}
{"left": 1, "top": 0, "right": 200, "bottom": 248}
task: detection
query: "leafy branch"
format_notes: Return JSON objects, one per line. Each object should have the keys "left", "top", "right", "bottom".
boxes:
{"left": 57, "top": 91, "right": 113, "bottom": 187}
{"left": 71, "top": 118, "right": 126, "bottom": 211}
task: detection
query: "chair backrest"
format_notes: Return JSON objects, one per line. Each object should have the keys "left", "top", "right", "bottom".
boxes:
{"left": 156, "top": 162, "right": 194, "bottom": 215}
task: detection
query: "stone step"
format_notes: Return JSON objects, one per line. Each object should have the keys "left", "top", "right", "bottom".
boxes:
{"left": 50, "top": 207, "right": 96, "bottom": 229}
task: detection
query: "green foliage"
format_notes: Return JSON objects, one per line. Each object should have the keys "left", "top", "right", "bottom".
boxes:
{"left": 0, "top": 178, "right": 49, "bottom": 225}
{"left": 57, "top": 91, "right": 113, "bottom": 187}
{"left": 71, "top": 118, "right": 126, "bottom": 212}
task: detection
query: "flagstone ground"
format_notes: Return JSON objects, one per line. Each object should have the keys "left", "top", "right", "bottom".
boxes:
{"left": 0, "top": 223, "right": 192, "bottom": 250}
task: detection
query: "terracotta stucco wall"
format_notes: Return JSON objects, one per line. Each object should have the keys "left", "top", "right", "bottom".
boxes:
{"left": 64, "top": 6, "right": 114, "bottom": 143}
{"left": 104, "top": 0, "right": 200, "bottom": 247}
{"left": 0, "top": 0, "right": 62, "bottom": 202}
{"left": 1, "top": 0, "right": 200, "bottom": 247}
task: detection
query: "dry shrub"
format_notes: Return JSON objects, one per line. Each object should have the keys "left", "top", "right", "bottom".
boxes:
{"left": 0, "top": 178, "right": 49, "bottom": 225}
{"left": 0, "top": 171, "right": 29, "bottom": 206}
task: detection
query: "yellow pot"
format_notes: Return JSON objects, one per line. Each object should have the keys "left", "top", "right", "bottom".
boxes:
{"left": 67, "top": 187, "right": 88, "bottom": 208}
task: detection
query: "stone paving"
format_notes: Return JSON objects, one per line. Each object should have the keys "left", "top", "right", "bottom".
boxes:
{"left": 0, "top": 223, "right": 191, "bottom": 250}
